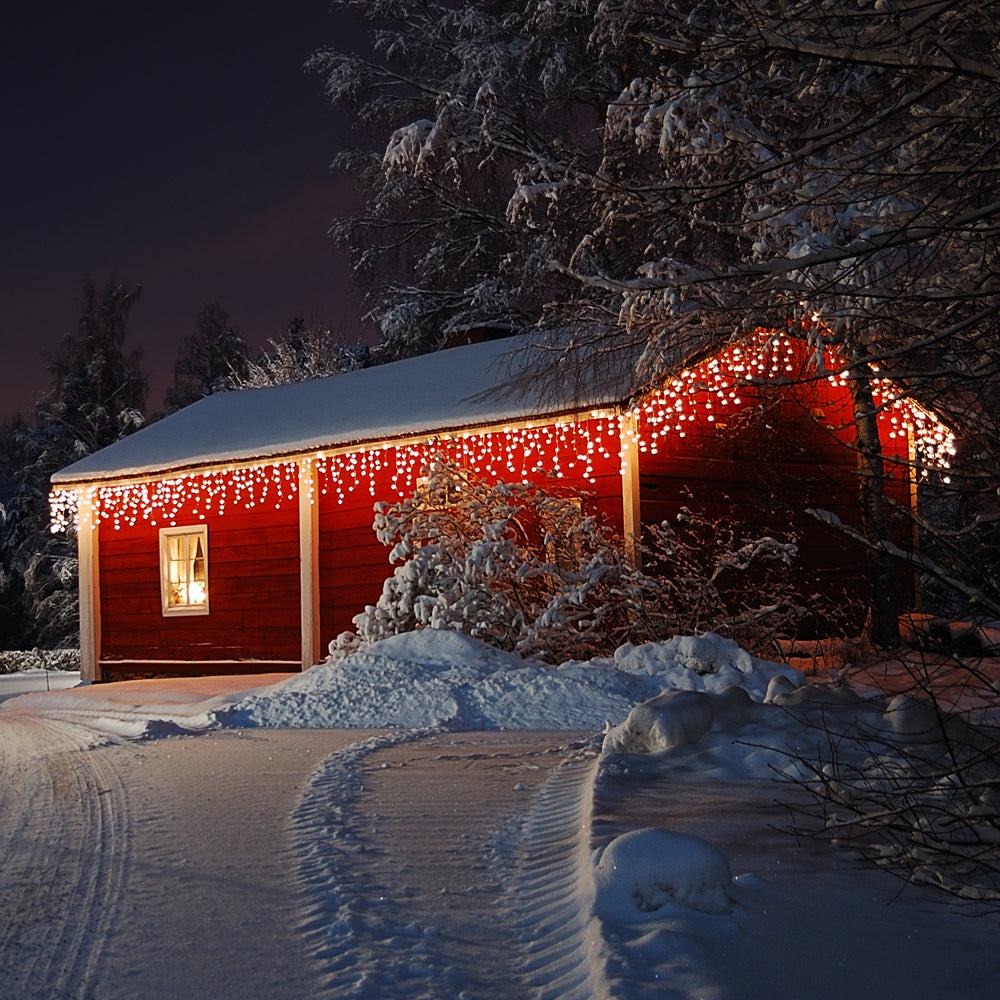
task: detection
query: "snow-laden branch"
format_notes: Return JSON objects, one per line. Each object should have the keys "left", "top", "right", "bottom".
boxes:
{"left": 554, "top": 195, "right": 1000, "bottom": 295}
{"left": 757, "top": 29, "right": 1000, "bottom": 85}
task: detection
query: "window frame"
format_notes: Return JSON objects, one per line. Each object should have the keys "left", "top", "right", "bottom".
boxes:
{"left": 158, "top": 525, "right": 210, "bottom": 617}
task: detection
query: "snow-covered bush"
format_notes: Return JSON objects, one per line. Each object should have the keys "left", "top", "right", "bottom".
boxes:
{"left": 349, "top": 461, "right": 636, "bottom": 661}
{"left": 0, "top": 648, "right": 80, "bottom": 674}
{"left": 344, "top": 460, "right": 809, "bottom": 663}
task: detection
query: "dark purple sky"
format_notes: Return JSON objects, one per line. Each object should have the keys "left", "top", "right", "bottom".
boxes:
{"left": 2, "top": 1, "right": 373, "bottom": 420}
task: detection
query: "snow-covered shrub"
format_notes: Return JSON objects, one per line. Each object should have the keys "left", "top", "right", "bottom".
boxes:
{"left": 344, "top": 460, "right": 809, "bottom": 663}
{"left": 350, "top": 461, "right": 637, "bottom": 661}
{"left": 0, "top": 648, "right": 80, "bottom": 674}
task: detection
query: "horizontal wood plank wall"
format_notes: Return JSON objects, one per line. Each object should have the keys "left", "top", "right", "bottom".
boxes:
{"left": 636, "top": 375, "right": 915, "bottom": 615}
{"left": 98, "top": 494, "right": 301, "bottom": 672}
{"left": 317, "top": 419, "right": 626, "bottom": 647}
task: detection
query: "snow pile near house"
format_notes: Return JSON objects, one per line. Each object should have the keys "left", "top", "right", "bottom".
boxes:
{"left": 217, "top": 629, "right": 803, "bottom": 730}
{"left": 602, "top": 687, "right": 763, "bottom": 755}
{"left": 597, "top": 670, "right": 899, "bottom": 786}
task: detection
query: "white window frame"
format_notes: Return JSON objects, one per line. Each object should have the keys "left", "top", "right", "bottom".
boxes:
{"left": 159, "top": 525, "right": 210, "bottom": 617}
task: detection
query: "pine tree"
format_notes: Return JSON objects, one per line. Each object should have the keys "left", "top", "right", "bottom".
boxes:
{"left": 163, "top": 302, "right": 249, "bottom": 413}
{"left": 0, "top": 278, "right": 148, "bottom": 648}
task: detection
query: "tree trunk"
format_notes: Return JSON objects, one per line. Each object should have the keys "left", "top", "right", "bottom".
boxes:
{"left": 848, "top": 367, "right": 900, "bottom": 648}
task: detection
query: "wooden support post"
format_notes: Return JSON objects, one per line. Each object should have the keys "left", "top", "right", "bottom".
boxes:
{"left": 77, "top": 492, "right": 102, "bottom": 683}
{"left": 298, "top": 461, "right": 321, "bottom": 670}
{"left": 619, "top": 411, "right": 642, "bottom": 567}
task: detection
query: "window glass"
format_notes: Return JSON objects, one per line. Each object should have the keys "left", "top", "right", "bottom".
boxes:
{"left": 159, "top": 526, "right": 209, "bottom": 616}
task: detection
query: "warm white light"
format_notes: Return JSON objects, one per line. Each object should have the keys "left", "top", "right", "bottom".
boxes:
{"left": 48, "top": 331, "right": 956, "bottom": 533}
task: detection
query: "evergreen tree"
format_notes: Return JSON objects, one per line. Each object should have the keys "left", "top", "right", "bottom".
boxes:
{"left": 0, "top": 278, "right": 148, "bottom": 648}
{"left": 163, "top": 302, "right": 249, "bottom": 413}
{"left": 35, "top": 278, "right": 147, "bottom": 457}
{"left": 229, "top": 319, "right": 369, "bottom": 388}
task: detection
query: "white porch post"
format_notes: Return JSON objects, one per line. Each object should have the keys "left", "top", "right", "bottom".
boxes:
{"left": 298, "top": 460, "right": 321, "bottom": 670}
{"left": 619, "top": 410, "right": 642, "bottom": 567}
{"left": 76, "top": 492, "right": 102, "bottom": 683}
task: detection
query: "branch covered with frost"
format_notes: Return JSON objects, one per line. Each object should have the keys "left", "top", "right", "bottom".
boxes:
{"left": 808, "top": 507, "right": 1000, "bottom": 619}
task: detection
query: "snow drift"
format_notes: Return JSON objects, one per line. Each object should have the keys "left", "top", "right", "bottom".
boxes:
{"left": 218, "top": 629, "right": 804, "bottom": 731}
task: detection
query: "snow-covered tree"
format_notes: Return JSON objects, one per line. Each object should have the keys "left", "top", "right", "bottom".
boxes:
{"left": 544, "top": 0, "right": 1000, "bottom": 643}
{"left": 0, "top": 278, "right": 148, "bottom": 648}
{"left": 228, "top": 319, "right": 369, "bottom": 388}
{"left": 310, "top": 0, "right": 616, "bottom": 361}
{"left": 320, "top": 0, "right": 1000, "bottom": 644}
{"left": 36, "top": 278, "right": 147, "bottom": 457}
{"left": 560, "top": 0, "right": 1000, "bottom": 362}
{"left": 163, "top": 302, "right": 249, "bottom": 413}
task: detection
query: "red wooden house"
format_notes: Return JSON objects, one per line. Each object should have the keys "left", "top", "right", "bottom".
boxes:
{"left": 50, "top": 333, "right": 952, "bottom": 681}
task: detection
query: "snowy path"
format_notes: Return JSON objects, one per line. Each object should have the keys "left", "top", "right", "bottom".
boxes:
{"left": 0, "top": 720, "right": 378, "bottom": 1000}
{"left": 503, "top": 756, "right": 607, "bottom": 1000}
{"left": 0, "top": 713, "right": 131, "bottom": 1000}
{"left": 0, "top": 712, "right": 599, "bottom": 1000}
{"left": 291, "top": 730, "right": 597, "bottom": 999}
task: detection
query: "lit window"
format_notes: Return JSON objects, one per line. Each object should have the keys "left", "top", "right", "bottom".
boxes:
{"left": 159, "top": 526, "right": 209, "bottom": 616}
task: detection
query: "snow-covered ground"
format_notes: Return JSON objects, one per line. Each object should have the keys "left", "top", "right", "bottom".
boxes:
{"left": 1, "top": 631, "right": 997, "bottom": 999}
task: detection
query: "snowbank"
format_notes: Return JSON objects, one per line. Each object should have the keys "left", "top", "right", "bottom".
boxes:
{"left": 218, "top": 630, "right": 804, "bottom": 731}
{"left": 593, "top": 828, "right": 733, "bottom": 919}
{"left": 4, "top": 628, "right": 995, "bottom": 1000}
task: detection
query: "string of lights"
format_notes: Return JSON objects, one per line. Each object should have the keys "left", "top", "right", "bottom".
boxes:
{"left": 49, "top": 335, "right": 956, "bottom": 533}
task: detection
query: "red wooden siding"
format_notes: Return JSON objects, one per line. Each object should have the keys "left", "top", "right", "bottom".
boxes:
{"left": 98, "top": 494, "right": 301, "bottom": 674}
{"left": 635, "top": 371, "right": 914, "bottom": 622}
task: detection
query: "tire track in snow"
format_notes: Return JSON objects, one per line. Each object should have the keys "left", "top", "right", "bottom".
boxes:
{"left": 501, "top": 753, "right": 611, "bottom": 1000}
{"left": 0, "top": 713, "right": 131, "bottom": 1000}
{"left": 292, "top": 731, "right": 593, "bottom": 999}
{"left": 291, "top": 731, "right": 430, "bottom": 999}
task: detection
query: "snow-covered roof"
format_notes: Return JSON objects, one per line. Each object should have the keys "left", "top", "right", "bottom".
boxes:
{"left": 53, "top": 335, "right": 638, "bottom": 485}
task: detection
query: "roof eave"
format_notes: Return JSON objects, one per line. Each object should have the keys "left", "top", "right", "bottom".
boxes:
{"left": 49, "top": 401, "right": 627, "bottom": 492}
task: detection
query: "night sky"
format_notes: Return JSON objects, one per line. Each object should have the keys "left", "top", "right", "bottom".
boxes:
{"left": 2, "top": 1, "right": 372, "bottom": 421}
